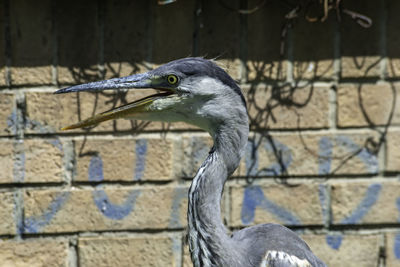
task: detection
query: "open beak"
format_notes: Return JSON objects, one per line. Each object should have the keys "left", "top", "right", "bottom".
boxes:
{"left": 54, "top": 72, "right": 175, "bottom": 130}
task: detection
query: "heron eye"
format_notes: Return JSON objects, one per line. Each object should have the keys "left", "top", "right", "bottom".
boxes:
{"left": 167, "top": 75, "right": 178, "bottom": 85}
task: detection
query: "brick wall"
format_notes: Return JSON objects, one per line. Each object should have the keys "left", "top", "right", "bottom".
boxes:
{"left": 0, "top": 0, "right": 399, "bottom": 266}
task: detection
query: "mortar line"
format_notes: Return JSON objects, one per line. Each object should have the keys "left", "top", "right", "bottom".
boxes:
{"left": 13, "top": 90, "right": 26, "bottom": 239}
{"left": 378, "top": 232, "right": 386, "bottom": 267}
{"left": 68, "top": 236, "right": 79, "bottom": 267}
{"left": 2, "top": 175, "right": 397, "bottom": 192}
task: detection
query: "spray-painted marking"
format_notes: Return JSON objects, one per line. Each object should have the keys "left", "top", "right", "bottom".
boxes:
{"left": 6, "top": 110, "right": 17, "bottom": 135}
{"left": 134, "top": 139, "right": 147, "bottom": 180}
{"left": 245, "top": 137, "right": 292, "bottom": 176}
{"left": 395, "top": 197, "right": 400, "bottom": 260}
{"left": 326, "top": 235, "right": 342, "bottom": 250}
{"left": 92, "top": 187, "right": 141, "bottom": 220}
{"left": 318, "top": 137, "right": 332, "bottom": 175}
{"left": 23, "top": 192, "right": 70, "bottom": 234}
{"left": 241, "top": 185, "right": 301, "bottom": 225}
{"left": 46, "top": 139, "right": 63, "bottom": 152}
{"left": 340, "top": 184, "right": 382, "bottom": 224}
{"left": 168, "top": 187, "right": 188, "bottom": 228}
{"left": 88, "top": 155, "right": 104, "bottom": 182}
{"left": 325, "top": 183, "right": 382, "bottom": 250}
{"left": 13, "top": 140, "right": 25, "bottom": 183}
{"left": 318, "top": 184, "right": 329, "bottom": 224}
{"left": 89, "top": 154, "right": 140, "bottom": 220}
{"left": 335, "top": 136, "right": 378, "bottom": 174}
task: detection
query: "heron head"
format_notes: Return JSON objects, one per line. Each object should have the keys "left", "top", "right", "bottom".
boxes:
{"left": 55, "top": 57, "right": 248, "bottom": 135}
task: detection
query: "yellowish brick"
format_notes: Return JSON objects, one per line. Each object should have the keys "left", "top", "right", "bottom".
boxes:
{"left": 341, "top": 56, "right": 381, "bottom": 78}
{"left": 302, "top": 234, "right": 380, "bottom": 267}
{"left": 245, "top": 84, "right": 330, "bottom": 129}
{"left": 0, "top": 141, "right": 14, "bottom": 183}
{"left": 79, "top": 236, "right": 180, "bottom": 267}
{"left": 23, "top": 187, "right": 188, "bottom": 233}
{"left": 0, "top": 94, "right": 15, "bottom": 135}
{"left": 337, "top": 83, "right": 400, "bottom": 127}
{"left": 0, "top": 240, "right": 68, "bottom": 267}
{"left": 240, "top": 132, "right": 380, "bottom": 177}
{"left": 0, "top": 192, "right": 16, "bottom": 235}
{"left": 75, "top": 138, "right": 174, "bottom": 181}
{"left": 10, "top": 67, "right": 52, "bottom": 86}
{"left": 331, "top": 181, "right": 400, "bottom": 225}
{"left": 183, "top": 244, "right": 193, "bottom": 267}
{"left": 23, "top": 139, "right": 63, "bottom": 183}
{"left": 230, "top": 183, "right": 324, "bottom": 227}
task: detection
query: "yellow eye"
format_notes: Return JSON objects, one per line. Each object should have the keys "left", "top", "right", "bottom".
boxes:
{"left": 167, "top": 75, "right": 178, "bottom": 85}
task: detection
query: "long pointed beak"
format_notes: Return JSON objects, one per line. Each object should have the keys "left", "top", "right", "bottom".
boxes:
{"left": 60, "top": 92, "right": 172, "bottom": 130}
{"left": 54, "top": 72, "right": 177, "bottom": 130}
{"left": 54, "top": 73, "right": 153, "bottom": 94}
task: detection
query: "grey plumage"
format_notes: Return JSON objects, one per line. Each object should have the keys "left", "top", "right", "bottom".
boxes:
{"left": 55, "top": 58, "right": 327, "bottom": 267}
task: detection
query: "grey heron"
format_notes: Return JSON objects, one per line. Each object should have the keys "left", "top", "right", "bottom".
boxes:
{"left": 55, "top": 57, "right": 327, "bottom": 267}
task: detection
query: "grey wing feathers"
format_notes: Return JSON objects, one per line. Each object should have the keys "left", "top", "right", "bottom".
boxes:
{"left": 232, "top": 223, "right": 327, "bottom": 267}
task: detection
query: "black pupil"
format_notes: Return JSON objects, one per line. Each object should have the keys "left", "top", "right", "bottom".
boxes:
{"left": 169, "top": 76, "right": 175, "bottom": 83}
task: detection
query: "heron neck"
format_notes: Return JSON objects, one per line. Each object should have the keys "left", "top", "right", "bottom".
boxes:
{"left": 188, "top": 150, "right": 232, "bottom": 266}
{"left": 188, "top": 123, "right": 248, "bottom": 266}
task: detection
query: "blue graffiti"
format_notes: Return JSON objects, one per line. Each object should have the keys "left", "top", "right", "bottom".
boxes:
{"left": 340, "top": 184, "right": 382, "bottom": 224}
{"left": 134, "top": 139, "right": 147, "bottom": 180}
{"left": 395, "top": 233, "right": 400, "bottom": 260}
{"left": 168, "top": 187, "right": 188, "bottom": 228}
{"left": 13, "top": 141, "right": 25, "bottom": 183}
{"left": 46, "top": 139, "right": 63, "bottom": 152}
{"left": 318, "top": 184, "right": 329, "bottom": 224}
{"left": 241, "top": 185, "right": 301, "bottom": 225}
{"left": 23, "top": 192, "right": 70, "bottom": 233}
{"left": 335, "top": 136, "right": 378, "bottom": 173}
{"left": 89, "top": 155, "right": 104, "bottom": 182}
{"left": 92, "top": 187, "right": 140, "bottom": 220}
{"left": 88, "top": 154, "right": 140, "bottom": 220}
{"left": 245, "top": 137, "right": 292, "bottom": 176}
{"left": 395, "top": 197, "right": 400, "bottom": 259}
{"left": 318, "top": 137, "right": 332, "bottom": 175}
{"left": 326, "top": 235, "right": 342, "bottom": 250}
{"left": 325, "top": 183, "right": 382, "bottom": 250}
{"left": 6, "top": 110, "right": 17, "bottom": 135}
{"left": 396, "top": 197, "right": 400, "bottom": 222}
{"left": 8, "top": 115, "right": 67, "bottom": 233}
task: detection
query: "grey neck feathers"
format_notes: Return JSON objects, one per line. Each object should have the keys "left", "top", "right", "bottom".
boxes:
{"left": 188, "top": 117, "right": 249, "bottom": 267}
